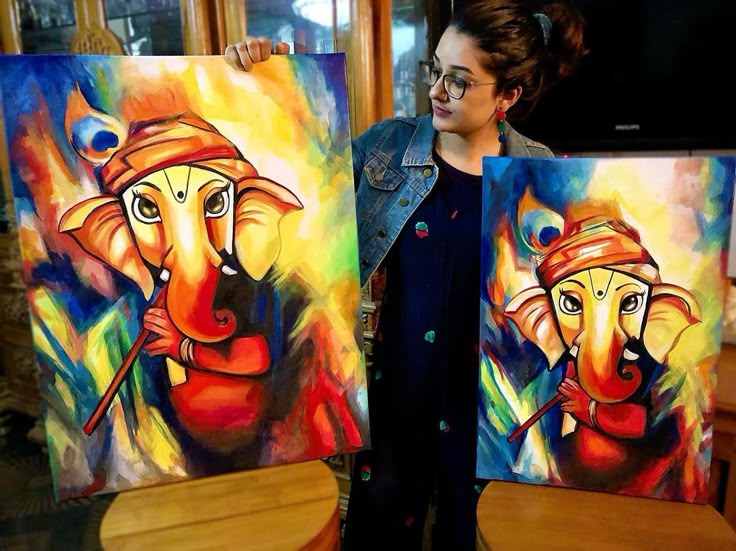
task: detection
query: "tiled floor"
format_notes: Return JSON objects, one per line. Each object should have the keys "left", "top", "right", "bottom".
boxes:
{"left": 0, "top": 412, "right": 114, "bottom": 551}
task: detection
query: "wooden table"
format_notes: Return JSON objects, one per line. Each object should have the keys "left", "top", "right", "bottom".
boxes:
{"left": 714, "top": 343, "right": 736, "bottom": 528}
{"left": 718, "top": 343, "right": 736, "bottom": 413}
{"left": 477, "top": 481, "right": 736, "bottom": 550}
{"left": 100, "top": 460, "right": 339, "bottom": 550}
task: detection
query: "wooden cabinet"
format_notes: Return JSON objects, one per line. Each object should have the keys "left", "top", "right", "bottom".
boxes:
{"left": 2, "top": 0, "right": 122, "bottom": 54}
{"left": 711, "top": 343, "right": 736, "bottom": 529}
{"left": 0, "top": 0, "right": 207, "bottom": 56}
{"left": 104, "top": 1, "right": 186, "bottom": 55}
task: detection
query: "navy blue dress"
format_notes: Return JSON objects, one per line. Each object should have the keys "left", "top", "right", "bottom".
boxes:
{"left": 344, "top": 153, "right": 484, "bottom": 550}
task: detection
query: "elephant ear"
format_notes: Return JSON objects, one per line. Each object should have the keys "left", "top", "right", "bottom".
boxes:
{"left": 504, "top": 286, "right": 566, "bottom": 369}
{"left": 644, "top": 284, "right": 702, "bottom": 364}
{"left": 58, "top": 195, "right": 155, "bottom": 299}
{"left": 235, "top": 178, "right": 303, "bottom": 281}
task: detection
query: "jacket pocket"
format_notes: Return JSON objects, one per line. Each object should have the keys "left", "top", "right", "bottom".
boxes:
{"left": 364, "top": 154, "right": 403, "bottom": 191}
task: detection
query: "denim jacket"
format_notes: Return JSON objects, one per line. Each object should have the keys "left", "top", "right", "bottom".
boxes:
{"left": 353, "top": 114, "right": 553, "bottom": 286}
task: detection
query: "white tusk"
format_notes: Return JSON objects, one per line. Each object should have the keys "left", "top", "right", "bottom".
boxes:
{"left": 623, "top": 349, "right": 640, "bottom": 361}
{"left": 221, "top": 265, "right": 237, "bottom": 276}
{"left": 160, "top": 269, "right": 171, "bottom": 282}
{"left": 569, "top": 345, "right": 579, "bottom": 358}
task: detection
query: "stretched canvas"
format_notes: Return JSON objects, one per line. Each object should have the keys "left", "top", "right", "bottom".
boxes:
{"left": 0, "top": 54, "right": 368, "bottom": 499}
{"left": 478, "top": 157, "right": 734, "bottom": 502}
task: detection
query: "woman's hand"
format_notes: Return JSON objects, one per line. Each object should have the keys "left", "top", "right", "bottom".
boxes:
{"left": 225, "top": 37, "right": 291, "bottom": 71}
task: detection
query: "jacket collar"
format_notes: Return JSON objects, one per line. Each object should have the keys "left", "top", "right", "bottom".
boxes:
{"left": 504, "top": 124, "right": 532, "bottom": 157}
{"left": 400, "top": 114, "right": 533, "bottom": 167}
{"left": 402, "top": 115, "right": 436, "bottom": 167}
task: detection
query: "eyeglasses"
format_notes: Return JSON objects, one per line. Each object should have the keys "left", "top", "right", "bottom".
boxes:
{"left": 419, "top": 60, "right": 496, "bottom": 100}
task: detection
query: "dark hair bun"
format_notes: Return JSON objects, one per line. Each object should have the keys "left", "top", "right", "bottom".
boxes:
{"left": 542, "top": 2, "right": 587, "bottom": 81}
{"left": 449, "top": 0, "right": 587, "bottom": 119}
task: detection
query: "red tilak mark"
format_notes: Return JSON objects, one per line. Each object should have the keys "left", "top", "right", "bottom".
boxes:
{"left": 451, "top": 210, "right": 458, "bottom": 219}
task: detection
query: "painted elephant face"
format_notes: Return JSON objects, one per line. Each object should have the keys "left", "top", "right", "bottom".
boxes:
{"left": 119, "top": 166, "right": 236, "bottom": 343}
{"left": 59, "top": 165, "right": 300, "bottom": 344}
{"left": 505, "top": 268, "right": 701, "bottom": 404}
{"left": 550, "top": 268, "right": 651, "bottom": 402}
{"left": 120, "top": 165, "right": 235, "bottom": 274}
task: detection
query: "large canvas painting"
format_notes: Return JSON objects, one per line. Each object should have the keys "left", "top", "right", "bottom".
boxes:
{"left": 0, "top": 54, "right": 368, "bottom": 499}
{"left": 478, "top": 157, "right": 734, "bottom": 502}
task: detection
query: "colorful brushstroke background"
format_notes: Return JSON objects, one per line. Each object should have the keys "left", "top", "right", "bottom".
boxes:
{"left": 0, "top": 54, "right": 368, "bottom": 499}
{"left": 478, "top": 157, "right": 734, "bottom": 502}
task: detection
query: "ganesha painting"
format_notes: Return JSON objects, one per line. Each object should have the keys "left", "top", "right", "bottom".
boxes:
{"left": 0, "top": 54, "right": 368, "bottom": 499}
{"left": 478, "top": 157, "right": 734, "bottom": 502}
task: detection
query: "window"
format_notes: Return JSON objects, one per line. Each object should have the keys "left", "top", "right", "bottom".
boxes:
{"left": 105, "top": 0, "right": 184, "bottom": 55}
{"left": 18, "top": 0, "right": 77, "bottom": 53}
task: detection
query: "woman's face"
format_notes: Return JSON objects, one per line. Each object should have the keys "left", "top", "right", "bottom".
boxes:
{"left": 429, "top": 26, "right": 508, "bottom": 136}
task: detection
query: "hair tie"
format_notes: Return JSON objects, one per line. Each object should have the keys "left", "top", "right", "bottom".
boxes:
{"left": 533, "top": 13, "right": 552, "bottom": 46}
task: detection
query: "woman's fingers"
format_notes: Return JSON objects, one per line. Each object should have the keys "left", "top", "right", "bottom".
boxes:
{"left": 236, "top": 41, "right": 253, "bottom": 71}
{"left": 224, "top": 44, "right": 244, "bottom": 70}
{"left": 225, "top": 38, "right": 290, "bottom": 72}
{"left": 258, "top": 38, "right": 272, "bottom": 62}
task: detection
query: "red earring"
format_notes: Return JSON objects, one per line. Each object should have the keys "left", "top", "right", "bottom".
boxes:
{"left": 497, "top": 109, "right": 507, "bottom": 144}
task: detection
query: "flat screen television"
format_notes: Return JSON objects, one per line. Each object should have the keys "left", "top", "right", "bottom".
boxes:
{"left": 512, "top": 0, "right": 736, "bottom": 153}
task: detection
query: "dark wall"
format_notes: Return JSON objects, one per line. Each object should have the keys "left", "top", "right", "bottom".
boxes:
{"left": 437, "top": 0, "right": 736, "bottom": 152}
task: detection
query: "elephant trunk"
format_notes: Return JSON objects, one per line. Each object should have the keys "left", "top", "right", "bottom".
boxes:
{"left": 577, "top": 322, "right": 643, "bottom": 404}
{"left": 167, "top": 256, "right": 236, "bottom": 343}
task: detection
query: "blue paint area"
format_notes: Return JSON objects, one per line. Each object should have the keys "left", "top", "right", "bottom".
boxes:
{"left": 91, "top": 130, "right": 118, "bottom": 152}
{"left": 0, "top": 55, "right": 123, "bottom": 200}
{"left": 31, "top": 252, "right": 116, "bottom": 329}
{"left": 290, "top": 54, "right": 352, "bottom": 160}
{"left": 539, "top": 226, "right": 560, "bottom": 247}
{"left": 71, "top": 115, "right": 119, "bottom": 157}
{"left": 480, "top": 158, "right": 596, "bottom": 306}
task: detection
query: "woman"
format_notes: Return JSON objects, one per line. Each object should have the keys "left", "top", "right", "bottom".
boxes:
{"left": 227, "top": 1, "right": 585, "bottom": 548}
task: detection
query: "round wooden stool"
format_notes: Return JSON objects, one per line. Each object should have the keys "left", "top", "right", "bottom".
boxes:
{"left": 476, "top": 481, "right": 736, "bottom": 550}
{"left": 100, "top": 460, "right": 339, "bottom": 550}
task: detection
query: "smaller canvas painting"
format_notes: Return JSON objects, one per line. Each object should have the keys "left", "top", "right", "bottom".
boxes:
{"left": 477, "top": 156, "right": 734, "bottom": 502}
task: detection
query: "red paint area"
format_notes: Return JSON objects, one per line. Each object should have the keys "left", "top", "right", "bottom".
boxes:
{"left": 579, "top": 337, "right": 642, "bottom": 403}
{"left": 166, "top": 262, "right": 236, "bottom": 343}
{"left": 268, "top": 317, "right": 365, "bottom": 462}
{"left": 574, "top": 426, "right": 630, "bottom": 471}
{"left": 193, "top": 335, "right": 271, "bottom": 376}
{"left": 554, "top": 361, "right": 683, "bottom": 497}
{"left": 170, "top": 370, "right": 268, "bottom": 453}
{"left": 169, "top": 335, "right": 271, "bottom": 452}
{"left": 596, "top": 402, "right": 647, "bottom": 439}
